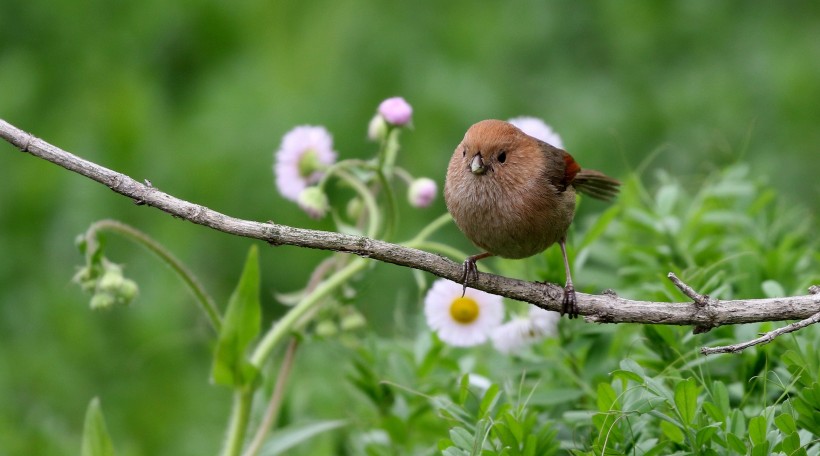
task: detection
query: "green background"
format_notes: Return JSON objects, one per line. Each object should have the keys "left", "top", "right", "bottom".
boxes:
{"left": 1, "top": 1, "right": 819, "bottom": 454}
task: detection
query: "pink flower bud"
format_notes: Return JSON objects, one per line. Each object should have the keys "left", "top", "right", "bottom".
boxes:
{"left": 378, "top": 97, "right": 413, "bottom": 126}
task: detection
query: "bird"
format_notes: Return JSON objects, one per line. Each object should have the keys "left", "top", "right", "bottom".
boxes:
{"left": 444, "top": 119, "right": 620, "bottom": 318}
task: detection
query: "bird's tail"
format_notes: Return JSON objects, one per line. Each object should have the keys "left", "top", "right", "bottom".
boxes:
{"left": 573, "top": 170, "right": 620, "bottom": 201}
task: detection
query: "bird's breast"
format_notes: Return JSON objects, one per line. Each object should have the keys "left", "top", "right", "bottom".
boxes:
{"left": 445, "top": 173, "right": 576, "bottom": 259}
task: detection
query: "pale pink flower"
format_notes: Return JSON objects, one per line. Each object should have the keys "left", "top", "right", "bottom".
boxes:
{"left": 274, "top": 126, "right": 337, "bottom": 202}
{"left": 508, "top": 116, "right": 564, "bottom": 148}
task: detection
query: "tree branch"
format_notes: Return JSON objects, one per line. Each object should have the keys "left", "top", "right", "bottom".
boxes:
{"left": 2, "top": 118, "right": 819, "bottom": 345}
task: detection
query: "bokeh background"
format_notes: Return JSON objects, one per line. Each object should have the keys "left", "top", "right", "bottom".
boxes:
{"left": 1, "top": 1, "right": 819, "bottom": 454}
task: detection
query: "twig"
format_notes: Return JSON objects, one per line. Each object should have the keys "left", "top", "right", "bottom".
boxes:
{"left": 3, "top": 119, "right": 820, "bottom": 350}
{"left": 701, "top": 310, "right": 820, "bottom": 355}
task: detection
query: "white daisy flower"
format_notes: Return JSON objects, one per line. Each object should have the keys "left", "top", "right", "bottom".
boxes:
{"left": 424, "top": 279, "right": 503, "bottom": 347}
{"left": 491, "top": 307, "right": 560, "bottom": 354}
{"left": 507, "top": 116, "right": 564, "bottom": 149}
{"left": 274, "top": 125, "right": 337, "bottom": 202}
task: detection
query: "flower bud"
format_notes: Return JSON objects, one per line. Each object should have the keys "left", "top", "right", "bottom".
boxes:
{"left": 98, "top": 267, "right": 125, "bottom": 293}
{"left": 367, "top": 114, "right": 388, "bottom": 142}
{"left": 340, "top": 306, "right": 366, "bottom": 331}
{"left": 315, "top": 320, "right": 338, "bottom": 338}
{"left": 297, "top": 186, "right": 330, "bottom": 219}
{"left": 408, "top": 177, "right": 437, "bottom": 208}
{"left": 378, "top": 97, "right": 413, "bottom": 126}
{"left": 90, "top": 293, "right": 115, "bottom": 310}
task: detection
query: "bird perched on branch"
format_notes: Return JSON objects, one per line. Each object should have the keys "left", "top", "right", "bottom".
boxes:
{"left": 444, "top": 119, "right": 620, "bottom": 318}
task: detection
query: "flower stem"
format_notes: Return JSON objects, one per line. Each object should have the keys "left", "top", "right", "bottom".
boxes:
{"left": 249, "top": 257, "right": 368, "bottom": 368}
{"left": 220, "top": 388, "right": 254, "bottom": 456}
{"left": 405, "top": 212, "right": 453, "bottom": 245}
{"left": 333, "top": 169, "right": 381, "bottom": 238}
{"left": 242, "top": 337, "right": 299, "bottom": 456}
{"left": 85, "top": 219, "right": 221, "bottom": 332}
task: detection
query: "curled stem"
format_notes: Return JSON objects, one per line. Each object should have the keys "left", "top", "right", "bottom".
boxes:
{"left": 84, "top": 219, "right": 221, "bottom": 332}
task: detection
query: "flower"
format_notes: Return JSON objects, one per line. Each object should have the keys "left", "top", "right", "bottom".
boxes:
{"left": 491, "top": 307, "right": 560, "bottom": 354}
{"left": 274, "top": 126, "right": 337, "bottom": 202}
{"left": 408, "top": 177, "right": 437, "bottom": 208}
{"left": 508, "top": 116, "right": 564, "bottom": 148}
{"left": 297, "top": 186, "right": 330, "bottom": 219}
{"left": 378, "top": 97, "right": 413, "bottom": 126}
{"left": 424, "top": 279, "right": 503, "bottom": 347}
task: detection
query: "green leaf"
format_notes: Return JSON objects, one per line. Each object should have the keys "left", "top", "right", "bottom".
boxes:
{"left": 450, "top": 427, "right": 474, "bottom": 450}
{"left": 726, "top": 433, "right": 746, "bottom": 454}
{"left": 748, "top": 415, "right": 767, "bottom": 445}
{"left": 459, "top": 374, "right": 470, "bottom": 405}
{"left": 81, "top": 397, "right": 114, "bottom": 456}
{"left": 711, "top": 380, "right": 730, "bottom": 419}
{"left": 597, "top": 382, "right": 619, "bottom": 412}
{"left": 774, "top": 413, "right": 796, "bottom": 434}
{"left": 478, "top": 384, "right": 501, "bottom": 418}
{"left": 761, "top": 280, "right": 785, "bottom": 298}
{"left": 674, "top": 378, "right": 700, "bottom": 425}
{"left": 211, "top": 245, "right": 262, "bottom": 387}
{"left": 660, "top": 421, "right": 684, "bottom": 444}
{"left": 259, "top": 420, "right": 347, "bottom": 456}
{"left": 610, "top": 369, "right": 644, "bottom": 385}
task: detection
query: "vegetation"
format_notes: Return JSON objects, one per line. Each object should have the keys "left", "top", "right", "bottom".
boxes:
{"left": 1, "top": 2, "right": 819, "bottom": 455}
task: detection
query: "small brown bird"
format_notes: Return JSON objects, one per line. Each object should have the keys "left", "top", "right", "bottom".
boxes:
{"left": 444, "top": 119, "right": 620, "bottom": 318}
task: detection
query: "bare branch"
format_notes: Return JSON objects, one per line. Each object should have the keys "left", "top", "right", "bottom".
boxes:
{"left": 3, "top": 118, "right": 820, "bottom": 344}
{"left": 701, "top": 311, "right": 820, "bottom": 355}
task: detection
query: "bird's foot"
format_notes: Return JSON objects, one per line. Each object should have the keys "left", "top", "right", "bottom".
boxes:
{"left": 460, "top": 257, "right": 479, "bottom": 297}
{"left": 561, "top": 284, "right": 578, "bottom": 319}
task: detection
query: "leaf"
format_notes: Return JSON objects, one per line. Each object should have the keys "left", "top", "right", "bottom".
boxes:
{"left": 211, "top": 245, "right": 262, "bottom": 387}
{"left": 81, "top": 397, "right": 115, "bottom": 456}
{"left": 748, "top": 415, "right": 767, "bottom": 445}
{"left": 259, "top": 420, "right": 347, "bottom": 456}
{"left": 674, "top": 378, "right": 700, "bottom": 426}
{"left": 478, "top": 383, "right": 501, "bottom": 418}
{"left": 761, "top": 280, "right": 785, "bottom": 298}
{"left": 726, "top": 433, "right": 746, "bottom": 454}
{"left": 449, "top": 427, "right": 474, "bottom": 450}
{"left": 711, "top": 380, "right": 730, "bottom": 419}
{"left": 597, "top": 383, "right": 619, "bottom": 412}
{"left": 659, "top": 420, "right": 684, "bottom": 444}
{"left": 774, "top": 413, "right": 796, "bottom": 434}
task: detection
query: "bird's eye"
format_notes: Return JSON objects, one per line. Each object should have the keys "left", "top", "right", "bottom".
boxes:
{"left": 462, "top": 148, "right": 466, "bottom": 157}
{"left": 498, "top": 150, "right": 507, "bottom": 163}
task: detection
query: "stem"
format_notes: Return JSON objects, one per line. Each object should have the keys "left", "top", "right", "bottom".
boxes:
{"left": 333, "top": 169, "right": 381, "bottom": 239}
{"left": 86, "top": 219, "right": 221, "bottom": 332}
{"left": 243, "top": 338, "right": 300, "bottom": 456}
{"left": 220, "top": 388, "right": 254, "bottom": 456}
{"left": 249, "top": 257, "right": 368, "bottom": 368}
{"left": 405, "top": 212, "right": 454, "bottom": 245}
{"left": 373, "top": 168, "right": 398, "bottom": 241}
{"left": 406, "top": 241, "right": 469, "bottom": 263}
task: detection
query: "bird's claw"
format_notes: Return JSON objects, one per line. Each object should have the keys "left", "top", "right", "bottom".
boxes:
{"left": 561, "top": 284, "right": 578, "bottom": 319}
{"left": 460, "top": 258, "right": 479, "bottom": 297}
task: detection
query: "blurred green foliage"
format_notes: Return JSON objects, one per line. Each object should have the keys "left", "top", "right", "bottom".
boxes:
{"left": 1, "top": 1, "right": 819, "bottom": 455}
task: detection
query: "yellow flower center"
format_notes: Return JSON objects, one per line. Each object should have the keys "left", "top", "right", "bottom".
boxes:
{"left": 449, "top": 296, "right": 480, "bottom": 324}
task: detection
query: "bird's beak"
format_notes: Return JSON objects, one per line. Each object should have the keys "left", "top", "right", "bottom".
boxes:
{"left": 470, "top": 154, "right": 486, "bottom": 175}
